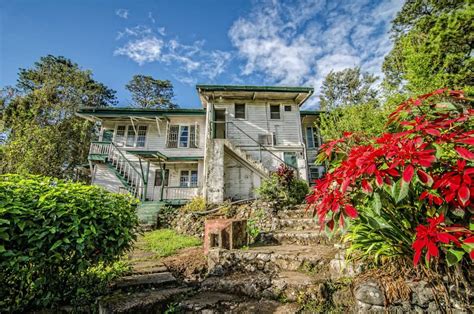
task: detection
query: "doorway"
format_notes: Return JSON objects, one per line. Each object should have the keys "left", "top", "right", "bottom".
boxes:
{"left": 214, "top": 109, "right": 226, "bottom": 139}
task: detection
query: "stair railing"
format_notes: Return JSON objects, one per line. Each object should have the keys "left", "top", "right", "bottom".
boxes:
{"left": 105, "top": 142, "right": 145, "bottom": 200}
{"left": 212, "top": 121, "right": 299, "bottom": 176}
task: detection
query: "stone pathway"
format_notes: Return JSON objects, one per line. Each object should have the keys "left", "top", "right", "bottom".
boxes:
{"left": 99, "top": 208, "right": 352, "bottom": 313}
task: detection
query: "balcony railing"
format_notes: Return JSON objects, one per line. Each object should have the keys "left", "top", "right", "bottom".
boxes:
{"left": 151, "top": 186, "right": 200, "bottom": 201}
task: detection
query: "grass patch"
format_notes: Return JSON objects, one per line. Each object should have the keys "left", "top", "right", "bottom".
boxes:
{"left": 141, "top": 229, "right": 201, "bottom": 257}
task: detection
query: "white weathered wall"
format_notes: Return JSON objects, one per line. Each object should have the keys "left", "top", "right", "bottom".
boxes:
{"left": 223, "top": 153, "right": 261, "bottom": 200}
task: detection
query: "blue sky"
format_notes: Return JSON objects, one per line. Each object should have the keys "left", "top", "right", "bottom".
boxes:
{"left": 1, "top": 0, "right": 404, "bottom": 109}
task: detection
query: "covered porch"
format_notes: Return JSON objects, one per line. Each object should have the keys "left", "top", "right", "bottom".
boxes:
{"left": 127, "top": 150, "right": 204, "bottom": 202}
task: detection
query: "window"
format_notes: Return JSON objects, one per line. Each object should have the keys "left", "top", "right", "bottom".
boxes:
{"left": 284, "top": 152, "right": 297, "bottom": 168}
{"left": 179, "top": 126, "right": 189, "bottom": 148}
{"left": 235, "top": 104, "right": 246, "bottom": 119}
{"left": 167, "top": 124, "right": 199, "bottom": 148}
{"left": 306, "top": 126, "right": 321, "bottom": 149}
{"left": 180, "top": 170, "right": 198, "bottom": 187}
{"left": 167, "top": 125, "right": 179, "bottom": 148}
{"left": 126, "top": 126, "right": 136, "bottom": 147}
{"left": 190, "top": 170, "right": 198, "bottom": 187}
{"left": 270, "top": 105, "right": 280, "bottom": 119}
{"left": 136, "top": 126, "right": 148, "bottom": 147}
{"left": 115, "top": 125, "right": 126, "bottom": 145}
{"left": 309, "top": 166, "right": 325, "bottom": 183}
{"left": 154, "top": 169, "right": 169, "bottom": 186}
{"left": 115, "top": 125, "right": 147, "bottom": 147}
{"left": 284, "top": 105, "right": 292, "bottom": 112}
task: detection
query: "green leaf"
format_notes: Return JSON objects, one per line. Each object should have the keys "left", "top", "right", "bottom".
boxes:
{"left": 446, "top": 249, "right": 464, "bottom": 266}
{"left": 50, "top": 240, "right": 62, "bottom": 251}
{"left": 372, "top": 192, "right": 382, "bottom": 215}
{"left": 397, "top": 181, "right": 409, "bottom": 203}
{"left": 390, "top": 180, "right": 401, "bottom": 200}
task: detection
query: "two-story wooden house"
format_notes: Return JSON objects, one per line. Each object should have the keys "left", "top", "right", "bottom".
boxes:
{"left": 76, "top": 85, "right": 324, "bottom": 206}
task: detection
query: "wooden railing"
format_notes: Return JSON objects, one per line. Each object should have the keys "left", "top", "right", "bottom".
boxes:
{"left": 90, "top": 141, "right": 145, "bottom": 200}
{"left": 90, "top": 141, "right": 112, "bottom": 155}
{"left": 163, "top": 186, "right": 199, "bottom": 200}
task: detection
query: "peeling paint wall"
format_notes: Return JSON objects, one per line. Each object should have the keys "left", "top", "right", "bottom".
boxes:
{"left": 223, "top": 153, "right": 261, "bottom": 200}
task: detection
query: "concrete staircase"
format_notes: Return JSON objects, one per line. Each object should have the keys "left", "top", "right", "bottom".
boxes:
{"left": 199, "top": 208, "right": 346, "bottom": 308}
{"left": 223, "top": 139, "right": 270, "bottom": 178}
{"left": 136, "top": 201, "right": 168, "bottom": 228}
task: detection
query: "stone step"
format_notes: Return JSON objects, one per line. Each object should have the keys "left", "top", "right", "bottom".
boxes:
{"left": 177, "top": 291, "right": 302, "bottom": 313}
{"left": 112, "top": 272, "right": 177, "bottom": 291}
{"left": 130, "top": 261, "right": 168, "bottom": 275}
{"left": 201, "top": 271, "right": 328, "bottom": 302}
{"left": 257, "top": 230, "right": 335, "bottom": 246}
{"left": 208, "top": 244, "right": 338, "bottom": 274}
{"left": 99, "top": 287, "right": 193, "bottom": 313}
{"left": 277, "top": 209, "right": 312, "bottom": 219}
{"left": 277, "top": 217, "right": 319, "bottom": 230}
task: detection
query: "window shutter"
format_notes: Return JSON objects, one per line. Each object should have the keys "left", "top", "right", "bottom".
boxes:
{"left": 167, "top": 125, "right": 179, "bottom": 148}
{"left": 190, "top": 125, "right": 196, "bottom": 148}
{"left": 190, "top": 123, "right": 199, "bottom": 148}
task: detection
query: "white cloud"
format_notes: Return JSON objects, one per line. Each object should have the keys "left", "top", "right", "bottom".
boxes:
{"left": 114, "top": 37, "right": 163, "bottom": 65}
{"left": 114, "top": 23, "right": 232, "bottom": 83}
{"left": 115, "top": 9, "right": 129, "bottom": 19}
{"left": 228, "top": 0, "right": 404, "bottom": 108}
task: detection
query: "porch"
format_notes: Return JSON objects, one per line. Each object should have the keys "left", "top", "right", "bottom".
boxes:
{"left": 89, "top": 141, "right": 204, "bottom": 202}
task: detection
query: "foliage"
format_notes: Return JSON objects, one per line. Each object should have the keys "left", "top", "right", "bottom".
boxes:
{"left": 0, "top": 174, "right": 139, "bottom": 311}
{"left": 318, "top": 67, "right": 387, "bottom": 140}
{"left": 307, "top": 90, "right": 473, "bottom": 268}
{"left": 320, "top": 102, "right": 389, "bottom": 141}
{"left": 126, "top": 74, "right": 177, "bottom": 108}
{"left": 141, "top": 229, "right": 201, "bottom": 257}
{"left": 383, "top": 1, "right": 473, "bottom": 94}
{"left": 0, "top": 55, "right": 116, "bottom": 179}
{"left": 156, "top": 205, "right": 178, "bottom": 228}
{"left": 319, "top": 67, "right": 379, "bottom": 111}
{"left": 181, "top": 196, "right": 207, "bottom": 213}
{"left": 257, "top": 164, "right": 309, "bottom": 208}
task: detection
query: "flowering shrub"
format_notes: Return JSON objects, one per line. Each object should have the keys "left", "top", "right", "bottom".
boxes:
{"left": 257, "top": 164, "right": 309, "bottom": 208}
{"left": 307, "top": 89, "right": 473, "bottom": 267}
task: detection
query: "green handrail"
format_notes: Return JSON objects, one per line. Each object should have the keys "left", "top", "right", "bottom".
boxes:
{"left": 215, "top": 121, "right": 298, "bottom": 171}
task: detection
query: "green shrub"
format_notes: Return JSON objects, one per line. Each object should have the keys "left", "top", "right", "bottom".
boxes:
{"left": 0, "top": 174, "right": 139, "bottom": 311}
{"left": 256, "top": 165, "right": 309, "bottom": 208}
{"left": 181, "top": 196, "right": 207, "bottom": 212}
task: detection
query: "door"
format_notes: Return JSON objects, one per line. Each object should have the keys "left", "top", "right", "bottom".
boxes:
{"left": 214, "top": 109, "right": 226, "bottom": 139}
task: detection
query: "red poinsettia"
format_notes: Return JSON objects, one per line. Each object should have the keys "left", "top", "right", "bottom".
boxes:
{"left": 306, "top": 89, "right": 473, "bottom": 268}
{"left": 412, "top": 215, "right": 461, "bottom": 266}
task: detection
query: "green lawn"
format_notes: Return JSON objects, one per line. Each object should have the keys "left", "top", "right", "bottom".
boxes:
{"left": 140, "top": 229, "right": 201, "bottom": 257}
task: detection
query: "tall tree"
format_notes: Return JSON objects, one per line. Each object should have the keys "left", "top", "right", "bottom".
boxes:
{"left": 126, "top": 75, "right": 177, "bottom": 108}
{"left": 0, "top": 55, "right": 116, "bottom": 178}
{"left": 319, "top": 67, "right": 379, "bottom": 110}
{"left": 383, "top": 0, "right": 473, "bottom": 94}
{"left": 318, "top": 67, "right": 386, "bottom": 141}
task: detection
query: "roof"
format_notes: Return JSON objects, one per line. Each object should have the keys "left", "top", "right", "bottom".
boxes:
{"left": 76, "top": 107, "right": 206, "bottom": 120}
{"left": 196, "top": 84, "right": 314, "bottom": 93}
{"left": 196, "top": 84, "right": 314, "bottom": 108}
{"left": 300, "top": 110, "right": 324, "bottom": 116}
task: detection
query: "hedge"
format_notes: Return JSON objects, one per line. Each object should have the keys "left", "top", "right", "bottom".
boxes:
{"left": 0, "top": 174, "right": 139, "bottom": 311}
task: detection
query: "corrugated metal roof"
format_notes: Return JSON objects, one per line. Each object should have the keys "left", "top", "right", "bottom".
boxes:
{"left": 196, "top": 84, "right": 314, "bottom": 93}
